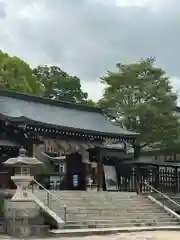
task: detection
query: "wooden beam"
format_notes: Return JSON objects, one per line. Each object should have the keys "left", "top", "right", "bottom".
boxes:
{"left": 97, "top": 147, "right": 103, "bottom": 191}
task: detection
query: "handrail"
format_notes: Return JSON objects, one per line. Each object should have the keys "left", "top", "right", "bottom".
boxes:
{"left": 144, "top": 180, "right": 180, "bottom": 209}
{"left": 32, "top": 179, "right": 67, "bottom": 221}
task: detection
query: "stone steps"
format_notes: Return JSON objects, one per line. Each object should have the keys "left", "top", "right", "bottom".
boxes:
{"left": 149, "top": 193, "right": 180, "bottom": 212}
{"left": 66, "top": 216, "right": 171, "bottom": 220}
{"left": 43, "top": 190, "right": 137, "bottom": 196}
{"left": 64, "top": 221, "right": 179, "bottom": 229}
{"left": 52, "top": 203, "right": 160, "bottom": 208}
{"left": 35, "top": 191, "right": 180, "bottom": 229}
{"left": 55, "top": 208, "right": 170, "bottom": 214}
{"left": 44, "top": 197, "right": 145, "bottom": 201}
{"left": 56, "top": 208, "right": 166, "bottom": 215}
{"left": 45, "top": 195, "right": 141, "bottom": 198}
{"left": 35, "top": 192, "right": 137, "bottom": 199}
{"left": 50, "top": 199, "right": 153, "bottom": 204}
{"left": 50, "top": 200, "right": 156, "bottom": 205}
{"left": 66, "top": 218, "right": 176, "bottom": 222}
{"left": 64, "top": 209, "right": 166, "bottom": 215}
{"left": 65, "top": 216, "right": 176, "bottom": 223}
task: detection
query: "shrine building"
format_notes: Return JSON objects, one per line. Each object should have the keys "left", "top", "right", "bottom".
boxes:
{"left": 0, "top": 89, "right": 180, "bottom": 193}
{"left": 0, "top": 90, "right": 138, "bottom": 191}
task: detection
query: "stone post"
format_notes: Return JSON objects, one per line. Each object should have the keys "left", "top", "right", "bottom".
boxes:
{"left": 82, "top": 151, "right": 91, "bottom": 190}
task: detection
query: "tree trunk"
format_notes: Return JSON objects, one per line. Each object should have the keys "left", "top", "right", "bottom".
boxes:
{"left": 134, "top": 144, "right": 141, "bottom": 159}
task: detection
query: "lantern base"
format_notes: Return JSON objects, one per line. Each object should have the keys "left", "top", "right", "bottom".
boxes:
{"left": 4, "top": 200, "right": 49, "bottom": 237}
{"left": 11, "top": 175, "right": 34, "bottom": 201}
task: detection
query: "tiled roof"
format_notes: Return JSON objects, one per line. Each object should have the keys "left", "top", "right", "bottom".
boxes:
{"left": 0, "top": 90, "right": 138, "bottom": 139}
{"left": 0, "top": 132, "right": 20, "bottom": 147}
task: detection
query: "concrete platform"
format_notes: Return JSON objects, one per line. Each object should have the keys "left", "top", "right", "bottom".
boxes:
{"left": 1, "top": 231, "right": 180, "bottom": 240}
{"left": 50, "top": 225, "right": 180, "bottom": 237}
{"left": 1, "top": 227, "right": 180, "bottom": 239}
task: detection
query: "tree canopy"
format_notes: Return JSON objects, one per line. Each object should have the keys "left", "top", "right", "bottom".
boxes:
{"left": 0, "top": 51, "right": 43, "bottom": 95}
{"left": 33, "top": 65, "right": 96, "bottom": 105}
{"left": 0, "top": 50, "right": 179, "bottom": 152}
{"left": 99, "top": 58, "right": 179, "bottom": 149}
{"left": 0, "top": 51, "right": 96, "bottom": 106}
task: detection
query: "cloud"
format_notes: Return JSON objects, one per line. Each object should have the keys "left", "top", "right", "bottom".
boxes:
{"left": 0, "top": 0, "right": 180, "bottom": 100}
{"left": 81, "top": 80, "right": 105, "bottom": 101}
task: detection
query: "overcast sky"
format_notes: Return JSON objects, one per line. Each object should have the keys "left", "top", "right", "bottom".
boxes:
{"left": 0, "top": 0, "right": 180, "bottom": 101}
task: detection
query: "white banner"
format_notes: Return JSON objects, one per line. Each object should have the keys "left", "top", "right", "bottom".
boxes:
{"left": 103, "top": 165, "right": 118, "bottom": 191}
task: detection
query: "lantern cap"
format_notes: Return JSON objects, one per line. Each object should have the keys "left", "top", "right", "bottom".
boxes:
{"left": 19, "top": 147, "right": 27, "bottom": 157}
{"left": 3, "top": 147, "right": 43, "bottom": 167}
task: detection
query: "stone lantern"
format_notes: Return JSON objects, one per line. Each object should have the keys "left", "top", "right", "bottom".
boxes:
{"left": 3, "top": 147, "right": 43, "bottom": 201}
{"left": 3, "top": 148, "right": 52, "bottom": 237}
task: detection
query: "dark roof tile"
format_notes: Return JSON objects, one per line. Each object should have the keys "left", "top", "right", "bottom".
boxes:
{"left": 0, "top": 90, "right": 138, "bottom": 138}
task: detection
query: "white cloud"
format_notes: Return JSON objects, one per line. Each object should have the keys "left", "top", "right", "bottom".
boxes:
{"left": 81, "top": 81, "right": 105, "bottom": 101}
{"left": 116, "top": 0, "right": 151, "bottom": 7}
{"left": 0, "top": 0, "right": 180, "bottom": 101}
{"left": 170, "top": 76, "right": 180, "bottom": 104}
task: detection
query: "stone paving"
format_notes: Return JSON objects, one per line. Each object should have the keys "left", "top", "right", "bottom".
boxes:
{"left": 0, "top": 231, "right": 180, "bottom": 239}
{"left": 59, "top": 231, "right": 180, "bottom": 240}
{"left": 0, "top": 228, "right": 178, "bottom": 239}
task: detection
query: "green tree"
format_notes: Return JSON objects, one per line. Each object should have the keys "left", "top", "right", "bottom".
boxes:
{"left": 99, "top": 58, "right": 179, "bottom": 150}
{"left": 83, "top": 99, "right": 98, "bottom": 107}
{"left": 33, "top": 65, "right": 95, "bottom": 105}
{"left": 0, "top": 51, "right": 43, "bottom": 95}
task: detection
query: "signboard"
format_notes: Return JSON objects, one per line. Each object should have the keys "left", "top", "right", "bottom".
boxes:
{"left": 49, "top": 176, "right": 64, "bottom": 190}
{"left": 73, "top": 174, "right": 79, "bottom": 187}
{"left": 103, "top": 165, "right": 118, "bottom": 191}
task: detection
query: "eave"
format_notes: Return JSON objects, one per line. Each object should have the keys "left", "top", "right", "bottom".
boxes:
{"left": 1, "top": 115, "right": 138, "bottom": 142}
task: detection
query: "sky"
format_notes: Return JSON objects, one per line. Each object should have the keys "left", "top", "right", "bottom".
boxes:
{"left": 0, "top": 0, "right": 180, "bottom": 101}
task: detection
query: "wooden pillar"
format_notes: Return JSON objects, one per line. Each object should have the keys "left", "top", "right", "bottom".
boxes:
{"left": 81, "top": 151, "right": 90, "bottom": 190}
{"left": 135, "top": 165, "right": 140, "bottom": 194}
{"left": 174, "top": 167, "right": 178, "bottom": 193}
{"left": 133, "top": 142, "right": 140, "bottom": 160}
{"left": 91, "top": 162, "right": 97, "bottom": 187}
{"left": 133, "top": 140, "right": 141, "bottom": 194}
{"left": 97, "top": 147, "right": 103, "bottom": 191}
{"left": 85, "top": 163, "right": 90, "bottom": 190}
{"left": 155, "top": 166, "right": 159, "bottom": 190}
{"left": 23, "top": 139, "right": 33, "bottom": 157}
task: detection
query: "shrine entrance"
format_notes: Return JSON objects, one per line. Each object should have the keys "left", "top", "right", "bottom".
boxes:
{"left": 116, "top": 163, "right": 136, "bottom": 192}
{"left": 66, "top": 153, "right": 86, "bottom": 190}
{"left": 103, "top": 159, "right": 180, "bottom": 193}
{"left": 119, "top": 161, "right": 180, "bottom": 193}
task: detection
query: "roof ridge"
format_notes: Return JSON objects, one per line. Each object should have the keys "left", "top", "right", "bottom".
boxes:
{"left": 176, "top": 106, "right": 180, "bottom": 112}
{"left": 0, "top": 89, "right": 101, "bottom": 113}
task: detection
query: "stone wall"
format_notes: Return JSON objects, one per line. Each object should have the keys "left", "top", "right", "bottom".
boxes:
{"left": 4, "top": 199, "right": 49, "bottom": 237}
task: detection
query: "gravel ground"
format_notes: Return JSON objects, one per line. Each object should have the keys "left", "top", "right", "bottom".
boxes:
{"left": 0, "top": 231, "right": 180, "bottom": 239}
{"left": 59, "top": 231, "right": 180, "bottom": 240}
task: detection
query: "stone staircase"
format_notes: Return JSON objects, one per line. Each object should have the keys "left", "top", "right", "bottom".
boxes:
{"left": 152, "top": 192, "right": 180, "bottom": 213}
{"left": 35, "top": 191, "right": 180, "bottom": 229}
